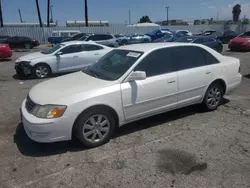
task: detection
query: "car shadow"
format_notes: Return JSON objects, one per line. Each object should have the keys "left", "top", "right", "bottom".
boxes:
{"left": 14, "top": 99, "right": 229, "bottom": 157}
{"left": 225, "top": 49, "right": 249, "bottom": 53}
{"left": 0, "top": 58, "right": 12, "bottom": 62}
{"left": 12, "top": 72, "right": 72, "bottom": 81}
{"left": 243, "top": 74, "right": 250, "bottom": 79}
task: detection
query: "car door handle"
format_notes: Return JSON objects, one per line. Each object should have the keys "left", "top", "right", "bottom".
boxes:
{"left": 168, "top": 80, "right": 175, "bottom": 83}
{"left": 206, "top": 72, "right": 211, "bottom": 74}
{"left": 73, "top": 55, "right": 78, "bottom": 58}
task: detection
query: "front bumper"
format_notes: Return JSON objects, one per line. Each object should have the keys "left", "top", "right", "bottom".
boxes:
{"left": 228, "top": 43, "right": 250, "bottom": 50}
{"left": 21, "top": 99, "right": 76, "bottom": 143}
{"left": 15, "top": 62, "right": 33, "bottom": 76}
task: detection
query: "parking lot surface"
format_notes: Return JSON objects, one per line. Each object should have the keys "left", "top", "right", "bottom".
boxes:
{"left": 0, "top": 45, "right": 250, "bottom": 188}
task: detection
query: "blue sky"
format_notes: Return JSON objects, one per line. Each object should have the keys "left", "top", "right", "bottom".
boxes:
{"left": 1, "top": 0, "right": 250, "bottom": 25}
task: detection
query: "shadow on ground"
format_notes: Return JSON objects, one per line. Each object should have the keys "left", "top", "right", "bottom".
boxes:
{"left": 14, "top": 99, "right": 229, "bottom": 157}
{"left": 244, "top": 74, "right": 250, "bottom": 79}
{"left": 0, "top": 59, "right": 12, "bottom": 63}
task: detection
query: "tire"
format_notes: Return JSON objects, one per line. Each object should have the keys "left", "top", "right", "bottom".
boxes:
{"left": 202, "top": 83, "right": 223, "bottom": 111}
{"left": 24, "top": 43, "right": 32, "bottom": 49}
{"left": 32, "top": 63, "right": 51, "bottom": 79}
{"left": 122, "top": 40, "right": 128, "bottom": 45}
{"left": 75, "top": 108, "right": 116, "bottom": 148}
{"left": 217, "top": 45, "right": 223, "bottom": 53}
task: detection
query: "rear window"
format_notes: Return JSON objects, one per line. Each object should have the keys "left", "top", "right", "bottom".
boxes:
{"left": 174, "top": 37, "right": 194, "bottom": 43}
{"left": 239, "top": 32, "right": 250, "bottom": 38}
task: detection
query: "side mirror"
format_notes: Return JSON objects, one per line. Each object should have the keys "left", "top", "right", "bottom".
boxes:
{"left": 126, "top": 71, "right": 146, "bottom": 82}
{"left": 56, "top": 51, "right": 63, "bottom": 56}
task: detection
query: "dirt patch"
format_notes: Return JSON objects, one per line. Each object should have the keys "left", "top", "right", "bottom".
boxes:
{"left": 157, "top": 149, "right": 207, "bottom": 175}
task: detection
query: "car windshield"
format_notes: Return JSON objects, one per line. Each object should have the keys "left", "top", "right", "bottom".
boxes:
{"left": 83, "top": 49, "right": 143, "bottom": 81}
{"left": 79, "top": 35, "right": 89, "bottom": 41}
{"left": 239, "top": 32, "right": 250, "bottom": 38}
{"left": 174, "top": 37, "right": 194, "bottom": 42}
{"left": 41, "top": 44, "right": 63, "bottom": 54}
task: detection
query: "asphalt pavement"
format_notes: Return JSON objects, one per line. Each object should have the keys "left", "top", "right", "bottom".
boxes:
{"left": 0, "top": 45, "right": 250, "bottom": 188}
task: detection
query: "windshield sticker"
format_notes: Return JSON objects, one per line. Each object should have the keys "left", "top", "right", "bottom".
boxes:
{"left": 126, "top": 52, "right": 141, "bottom": 58}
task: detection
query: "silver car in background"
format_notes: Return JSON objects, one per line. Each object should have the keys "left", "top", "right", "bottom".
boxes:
{"left": 79, "top": 34, "right": 119, "bottom": 47}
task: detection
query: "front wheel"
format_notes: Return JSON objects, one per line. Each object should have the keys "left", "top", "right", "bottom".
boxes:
{"left": 24, "top": 43, "right": 32, "bottom": 49}
{"left": 32, "top": 63, "right": 51, "bottom": 79}
{"left": 75, "top": 108, "right": 115, "bottom": 148}
{"left": 202, "top": 83, "right": 223, "bottom": 111}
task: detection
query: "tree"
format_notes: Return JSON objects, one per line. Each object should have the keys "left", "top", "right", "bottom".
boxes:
{"left": 232, "top": 4, "right": 241, "bottom": 22}
{"left": 138, "top": 16, "right": 152, "bottom": 23}
{"left": 85, "top": 0, "right": 88, "bottom": 27}
{"left": 242, "top": 18, "right": 250, "bottom": 24}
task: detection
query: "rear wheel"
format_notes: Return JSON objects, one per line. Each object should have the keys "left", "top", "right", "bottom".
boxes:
{"left": 75, "top": 108, "right": 115, "bottom": 148}
{"left": 32, "top": 63, "right": 51, "bottom": 79}
{"left": 202, "top": 83, "right": 223, "bottom": 111}
{"left": 24, "top": 43, "right": 32, "bottom": 49}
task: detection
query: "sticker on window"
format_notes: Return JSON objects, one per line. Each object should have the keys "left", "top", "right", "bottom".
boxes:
{"left": 126, "top": 52, "right": 141, "bottom": 58}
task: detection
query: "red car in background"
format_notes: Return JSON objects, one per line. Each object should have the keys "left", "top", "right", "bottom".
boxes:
{"left": 228, "top": 31, "right": 250, "bottom": 51}
{"left": 0, "top": 44, "right": 12, "bottom": 59}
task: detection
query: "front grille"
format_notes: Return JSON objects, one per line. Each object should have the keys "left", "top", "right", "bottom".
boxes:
{"left": 25, "top": 96, "right": 36, "bottom": 113}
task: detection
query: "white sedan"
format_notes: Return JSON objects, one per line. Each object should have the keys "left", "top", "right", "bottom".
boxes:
{"left": 21, "top": 43, "right": 242, "bottom": 148}
{"left": 15, "top": 41, "right": 112, "bottom": 78}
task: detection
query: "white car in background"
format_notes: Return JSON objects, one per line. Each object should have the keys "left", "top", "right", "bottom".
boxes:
{"left": 15, "top": 41, "right": 112, "bottom": 78}
{"left": 21, "top": 43, "right": 241, "bottom": 148}
{"left": 174, "top": 30, "right": 193, "bottom": 37}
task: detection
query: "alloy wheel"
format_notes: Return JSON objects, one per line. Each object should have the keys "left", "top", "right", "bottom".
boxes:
{"left": 206, "top": 87, "right": 221, "bottom": 108}
{"left": 36, "top": 65, "right": 49, "bottom": 78}
{"left": 82, "top": 114, "right": 111, "bottom": 144}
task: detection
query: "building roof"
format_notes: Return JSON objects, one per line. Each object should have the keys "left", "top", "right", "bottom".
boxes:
{"left": 127, "top": 22, "right": 160, "bottom": 27}
{"left": 61, "top": 41, "right": 101, "bottom": 46}
{"left": 117, "top": 42, "right": 203, "bottom": 53}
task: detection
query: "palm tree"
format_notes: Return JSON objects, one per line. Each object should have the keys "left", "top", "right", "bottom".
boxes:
{"left": 85, "top": 0, "right": 88, "bottom": 27}
{"left": 0, "top": 0, "right": 4, "bottom": 27}
{"left": 47, "top": 0, "right": 50, "bottom": 27}
{"left": 35, "top": 0, "right": 43, "bottom": 27}
{"left": 232, "top": 4, "right": 241, "bottom": 22}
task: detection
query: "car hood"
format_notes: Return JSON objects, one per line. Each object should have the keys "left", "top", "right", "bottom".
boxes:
{"left": 29, "top": 71, "right": 114, "bottom": 105}
{"left": 231, "top": 37, "right": 250, "bottom": 43}
{"left": 17, "top": 52, "right": 46, "bottom": 61}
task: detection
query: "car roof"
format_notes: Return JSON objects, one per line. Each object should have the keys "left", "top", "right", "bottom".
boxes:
{"left": 180, "top": 36, "right": 215, "bottom": 39}
{"left": 118, "top": 42, "right": 204, "bottom": 53}
{"left": 61, "top": 41, "right": 101, "bottom": 45}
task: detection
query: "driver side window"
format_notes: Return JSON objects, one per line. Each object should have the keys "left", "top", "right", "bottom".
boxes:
{"left": 134, "top": 48, "right": 174, "bottom": 77}
{"left": 60, "top": 45, "right": 81, "bottom": 54}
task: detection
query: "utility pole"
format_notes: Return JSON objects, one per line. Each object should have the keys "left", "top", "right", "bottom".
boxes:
{"left": 35, "top": 0, "right": 43, "bottom": 27}
{"left": 166, "top": 6, "right": 169, "bottom": 25}
{"left": 217, "top": 12, "right": 219, "bottom": 21}
{"left": 50, "top": 5, "right": 53, "bottom": 23}
{"left": 0, "top": 0, "right": 3, "bottom": 27}
{"left": 18, "top": 9, "right": 23, "bottom": 23}
{"left": 84, "top": 0, "right": 88, "bottom": 27}
{"left": 47, "top": 0, "right": 50, "bottom": 27}
{"left": 129, "top": 10, "right": 131, "bottom": 25}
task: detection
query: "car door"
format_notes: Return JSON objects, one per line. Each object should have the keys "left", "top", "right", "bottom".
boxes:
{"left": 169, "top": 46, "right": 214, "bottom": 108}
{"left": 57, "top": 44, "right": 82, "bottom": 72}
{"left": 7, "top": 36, "right": 20, "bottom": 48}
{"left": 121, "top": 48, "right": 178, "bottom": 121}
{"left": 202, "top": 37, "right": 216, "bottom": 49}
{"left": 77, "top": 44, "right": 109, "bottom": 68}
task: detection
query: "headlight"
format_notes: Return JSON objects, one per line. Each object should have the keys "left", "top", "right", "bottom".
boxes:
{"left": 32, "top": 105, "right": 67, "bottom": 119}
{"left": 244, "top": 39, "right": 250, "bottom": 44}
